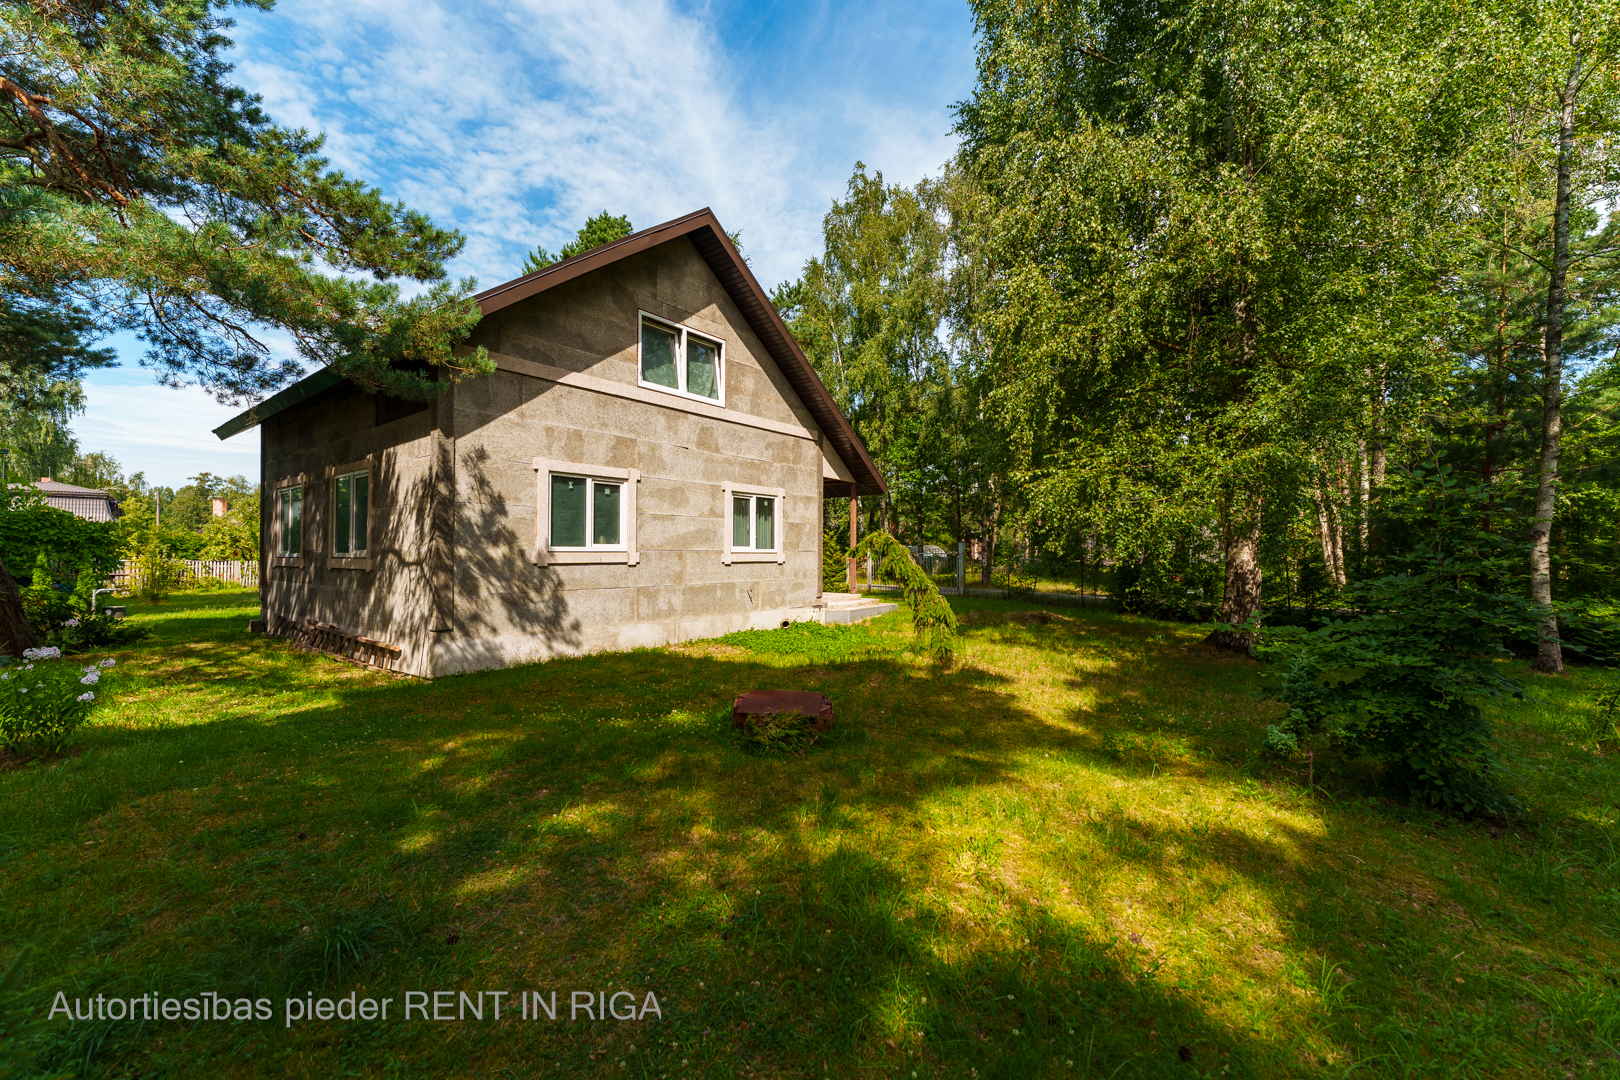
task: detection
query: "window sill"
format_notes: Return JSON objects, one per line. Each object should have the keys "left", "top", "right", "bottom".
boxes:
{"left": 636, "top": 379, "right": 724, "bottom": 409}
{"left": 327, "top": 556, "right": 374, "bottom": 571}
{"left": 533, "top": 549, "right": 638, "bottom": 566}
{"left": 272, "top": 556, "right": 304, "bottom": 569}
{"left": 725, "top": 551, "right": 785, "bottom": 564}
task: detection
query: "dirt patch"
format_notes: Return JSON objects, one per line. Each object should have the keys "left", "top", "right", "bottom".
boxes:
{"left": 668, "top": 643, "right": 747, "bottom": 659}
{"left": 959, "top": 610, "right": 1079, "bottom": 628}
{"left": 1179, "top": 641, "right": 1260, "bottom": 664}
{"left": 0, "top": 744, "right": 87, "bottom": 771}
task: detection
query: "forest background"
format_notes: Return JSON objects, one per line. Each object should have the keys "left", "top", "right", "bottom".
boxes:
{"left": 773, "top": 0, "right": 1620, "bottom": 673}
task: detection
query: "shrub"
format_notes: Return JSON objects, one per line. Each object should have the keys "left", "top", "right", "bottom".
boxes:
{"left": 20, "top": 552, "right": 72, "bottom": 632}
{"left": 186, "top": 574, "right": 233, "bottom": 592}
{"left": 19, "top": 560, "right": 148, "bottom": 651}
{"left": 0, "top": 503, "right": 123, "bottom": 586}
{"left": 737, "top": 709, "right": 824, "bottom": 754}
{"left": 1259, "top": 467, "right": 1541, "bottom": 815}
{"left": 54, "top": 613, "right": 148, "bottom": 652}
{"left": 850, "top": 532, "right": 959, "bottom": 659}
{"left": 129, "top": 537, "right": 184, "bottom": 603}
{"left": 0, "top": 649, "right": 114, "bottom": 756}
{"left": 823, "top": 527, "right": 850, "bottom": 593}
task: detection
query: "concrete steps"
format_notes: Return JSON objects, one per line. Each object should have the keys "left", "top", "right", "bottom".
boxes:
{"left": 818, "top": 592, "right": 899, "bottom": 625}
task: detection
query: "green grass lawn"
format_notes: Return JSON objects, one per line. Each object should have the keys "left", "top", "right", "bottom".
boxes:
{"left": 2, "top": 590, "right": 1617, "bottom": 1078}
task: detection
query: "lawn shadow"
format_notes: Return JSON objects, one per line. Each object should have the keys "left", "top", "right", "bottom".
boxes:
{"left": 15, "top": 595, "right": 1613, "bottom": 1077}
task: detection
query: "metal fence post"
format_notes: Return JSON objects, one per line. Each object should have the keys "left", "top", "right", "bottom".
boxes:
{"left": 866, "top": 554, "right": 873, "bottom": 592}
{"left": 957, "top": 541, "right": 966, "bottom": 594}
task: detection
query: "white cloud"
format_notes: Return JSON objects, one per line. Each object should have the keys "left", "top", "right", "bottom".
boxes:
{"left": 70, "top": 382, "right": 260, "bottom": 488}
{"left": 76, "top": 0, "right": 970, "bottom": 479}
{"left": 230, "top": 0, "right": 962, "bottom": 289}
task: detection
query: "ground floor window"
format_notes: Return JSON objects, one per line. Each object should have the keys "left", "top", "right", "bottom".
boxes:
{"left": 549, "top": 474, "right": 624, "bottom": 550}
{"left": 333, "top": 469, "right": 369, "bottom": 556}
{"left": 722, "top": 483, "right": 785, "bottom": 564}
{"left": 732, "top": 492, "right": 776, "bottom": 551}
{"left": 276, "top": 485, "right": 302, "bottom": 556}
{"left": 533, "top": 459, "right": 638, "bottom": 566}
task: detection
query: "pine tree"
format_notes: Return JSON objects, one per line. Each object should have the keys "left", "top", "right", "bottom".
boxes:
{"left": 0, "top": 0, "right": 490, "bottom": 404}
{"left": 521, "top": 212, "right": 634, "bottom": 275}
{"left": 0, "top": 0, "right": 492, "bottom": 653}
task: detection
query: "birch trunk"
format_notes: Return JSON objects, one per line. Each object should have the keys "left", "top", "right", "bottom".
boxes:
{"left": 1357, "top": 439, "right": 1370, "bottom": 546}
{"left": 1530, "top": 47, "right": 1581, "bottom": 676}
{"left": 981, "top": 499, "right": 1000, "bottom": 585}
{"left": 1208, "top": 500, "right": 1263, "bottom": 650}
{"left": 1314, "top": 486, "right": 1337, "bottom": 585}
{"left": 1330, "top": 466, "right": 1347, "bottom": 586}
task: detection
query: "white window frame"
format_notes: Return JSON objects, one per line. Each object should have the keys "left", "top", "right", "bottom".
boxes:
{"left": 533, "top": 459, "right": 639, "bottom": 566}
{"left": 326, "top": 456, "right": 375, "bottom": 571}
{"left": 270, "top": 477, "right": 307, "bottom": 568}
{"left": 275, "top": 484, "right": 303, "bottom": 559}
{"left": 637, "top": 311, "right": 726, "bottom": 407}
{"left": 722, "top": 482, "right": 785, "bottom": 565}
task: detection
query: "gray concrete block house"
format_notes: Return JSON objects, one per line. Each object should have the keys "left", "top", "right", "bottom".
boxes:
{"left": 214, "top": 209, "right": 885, "bottom": 678}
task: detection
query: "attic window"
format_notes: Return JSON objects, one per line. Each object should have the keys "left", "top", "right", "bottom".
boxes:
{"left": 639, "top": 313, "right": 723, "bottom": 404}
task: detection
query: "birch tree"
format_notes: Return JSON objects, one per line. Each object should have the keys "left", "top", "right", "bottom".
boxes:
{"left": 956, "top": 0, "right": 1464, "bottom": 646}
{"left": 1482, "top": 3, "right": 1620, "bottom": 674}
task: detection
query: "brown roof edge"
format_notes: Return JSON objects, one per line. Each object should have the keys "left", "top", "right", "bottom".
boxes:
{"left": 474, "top": 209, "right": 887, "bottom": 497}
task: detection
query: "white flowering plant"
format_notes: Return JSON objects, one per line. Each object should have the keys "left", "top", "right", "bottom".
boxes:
{"left": 0, "top": 651, "right": 116, "bottom": 756}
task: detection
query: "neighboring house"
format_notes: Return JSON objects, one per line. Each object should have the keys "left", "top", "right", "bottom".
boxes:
{"left": 32, "top": 479, "right": 122, "bottom": 522}
{"left": 214, "top": 209, "right": 886, "bottom": 679}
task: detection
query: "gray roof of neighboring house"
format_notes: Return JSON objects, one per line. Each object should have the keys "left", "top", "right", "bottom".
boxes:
{"left": 28, "top": 481, "right": 122, "bottom": 522}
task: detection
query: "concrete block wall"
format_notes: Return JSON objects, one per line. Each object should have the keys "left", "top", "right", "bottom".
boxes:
{"left": 262, "top": 390, "right": 440, "bottom": 676}
{"left": 263, "top": 235, "right": 838, "bottom": 679}
{"left": 432, "top": 238, "right": 827, "bottom": 676}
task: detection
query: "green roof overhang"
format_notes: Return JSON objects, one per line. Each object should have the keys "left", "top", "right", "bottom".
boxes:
{"left": 213, "top": 367, "right": 345, "bottom": 440}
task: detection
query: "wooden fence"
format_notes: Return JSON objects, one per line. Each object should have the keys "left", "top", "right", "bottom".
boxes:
{"left": 111, "top": 559, "right": 259, "bottom": 589}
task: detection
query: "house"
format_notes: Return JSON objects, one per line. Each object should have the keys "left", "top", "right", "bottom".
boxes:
{"left": 32, "top": 479, "right": 122, "bottom": 522}
{"left": 214, "top": 209, "right": 886, "bottom": 678}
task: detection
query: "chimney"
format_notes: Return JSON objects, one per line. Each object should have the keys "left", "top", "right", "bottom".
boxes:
{"left": 40, "top": 477, "right": 51, "bottom": 483}
{"left": 211, "top": 496, "right": 228, "bottom": 517}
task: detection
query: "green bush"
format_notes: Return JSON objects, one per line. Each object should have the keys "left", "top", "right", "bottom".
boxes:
{"left": 1259, "top": 467, "right": 1540, "bottom": 816}
{"left": 19, "top": 553, "right": 72, "bottom": 636}
{"left": 0, "top": 649, "right": 114, "bottom": 756}
{"left": 0, "top": 503, "right": 122, "bottom": 584}
{"left": 54, "top": 612, "right": 148, "bottom": 652}
{"left": 851, "top": 532, "right": 959, "bottom": 659}
{"left": 823, "top": 527, "right": 850, "bottom": 593}
{"left": 737, "top": 709, "right": 825, "bottom": 755}
{"left": 129, "top": 536, "right": 184, "bottom": 603}
{"left": 18, "top": 558, "right": 148, "bottom": 651}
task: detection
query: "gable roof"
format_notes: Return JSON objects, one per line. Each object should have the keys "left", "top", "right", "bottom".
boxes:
{"left": 215, "top": 209, "right": 885, "bottom": 496}
{"left": 25, "top": 480, "right": 121, "bottom": 522}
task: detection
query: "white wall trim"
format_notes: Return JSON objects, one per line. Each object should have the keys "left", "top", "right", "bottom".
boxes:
{"left": 487, "top": 349, "right": 815, "bottom": 443}
{"left": 532, "top": 458, "right": 639, "bottom": 566}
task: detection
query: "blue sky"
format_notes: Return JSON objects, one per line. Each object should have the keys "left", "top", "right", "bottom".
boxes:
{"left": 71, "top": 0, "right": 978, "bottom": 488}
